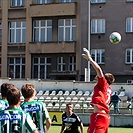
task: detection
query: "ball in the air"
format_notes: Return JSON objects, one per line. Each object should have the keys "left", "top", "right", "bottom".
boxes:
{"left": 109, "top": 32, "right": 121, "bottom": 44}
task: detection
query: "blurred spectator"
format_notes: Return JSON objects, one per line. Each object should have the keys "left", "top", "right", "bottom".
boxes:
{"left": 127, "top": 96, "right": 133, "bottom": 114}
{"left": 110, "top": 91, "right": 122, "bottom": 114}
{"left": 118, "top": 86, "right": 125, "bottom": 92}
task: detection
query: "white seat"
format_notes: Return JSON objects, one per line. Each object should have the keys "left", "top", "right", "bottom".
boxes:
{"left": 83, "top": 91, "right": 90, "bottom": 96}
{"left": 59, "top": 97, "right": 65, "bottom": 102}
{"left": 74, "top": 103, "right": 81, "bottom": 109}
{"left": 37, "top": 90, "right": 44, "bottom": 95}
{"left": 83, "top": 103, "right": 88, "bottom": 109}
{"left": 61, "top": 103, "right": 66, "bottom": 109}
{"left": 71, "top": 97, "right": 78, "bottom": 102}
{"left": 43, "top": 90, "right": 49, "bottom": 96}
{"left": 63, "top": 91, "right": 70, "bottom": 96}
{"left": 52, "top": 96, "right": 58, "bottom": 102}
{"left": 53, "top": 103, "right": 60, "bottom": 108}
{"left": 50, "top": 90, "right": 56, "bottom": 95}
{"left": 77, "top": 90, "right": 83, "bottom": 96}
{"left": 38, "top": 96, "right": 44, "bottom": 101}
{"left": 70, "top": 91, "right": 76, "bottom": 96}
{"left": 65, "top": 97, "right": 71, "bottom": 102}
{"left": 90, "top": 91, "right": 94, "bottom": 97}
{"left": 47, "top": 103, "right": 53, "bottom": 108}
{"left": 78, "top": 97, "right": 85, "bottom": 102}
{"left": 86, "top": 97, "right": 92, "bottom": 103}
{"left": 45, "top": 96, "right": 51, "bottom": 102}
{"left": 57, "top": 90, "right": 63, "bottom": 95}
{"left": 119, "top": 91, "right": 125, "bottom": 96}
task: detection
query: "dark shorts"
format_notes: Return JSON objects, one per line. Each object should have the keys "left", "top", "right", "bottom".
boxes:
{"left": 64, "top": 129, "right": 80, "bottom": 133}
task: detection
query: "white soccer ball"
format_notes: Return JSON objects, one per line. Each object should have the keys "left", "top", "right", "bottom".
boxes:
{"left": 109, "top": 32, "right": 121, "bottom": 44}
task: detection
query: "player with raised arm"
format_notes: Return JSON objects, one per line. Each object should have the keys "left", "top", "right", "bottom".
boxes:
{"left": 82, "top": 48, "right": 115, "bottom": 133}
{"left": 21, "top": 83, "right": 51, "bottom": 133}
{"left": 0, "top": 86, "right": 39, "bottom": 133}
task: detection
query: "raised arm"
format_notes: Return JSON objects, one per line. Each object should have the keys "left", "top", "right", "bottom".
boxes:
{"left": 82, "top": 48, "right": 104, "bottom": 78}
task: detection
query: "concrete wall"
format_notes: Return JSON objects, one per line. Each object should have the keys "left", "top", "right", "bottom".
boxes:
{"left": 0, "top": 79, "right": 132, "bottom": 98}
{"left": 78, "top": 113, "right": 133, "bottom": 127}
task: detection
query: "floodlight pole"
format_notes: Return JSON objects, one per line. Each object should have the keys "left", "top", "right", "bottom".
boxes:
{"left": 88, "top": 0, "right": 91, "bottom": 82}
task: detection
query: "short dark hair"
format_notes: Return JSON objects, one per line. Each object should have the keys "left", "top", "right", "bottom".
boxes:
{"left": 21, "top": 84, "right": 35, "bottom": 99}
{"left": 1, "top": 83, "right": 14, "bottom": 98}
{"left": 104, "top": 73, "right": 115, "bottom": 85}
{"left": 7, "top": 86, "right": 21, "bottom": 105}
{"left": 66, "top": 103, "right": 73, "bottom": 108}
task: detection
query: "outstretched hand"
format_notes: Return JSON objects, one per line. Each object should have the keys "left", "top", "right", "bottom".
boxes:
{"left": 82, "top": 48, "right": 92, "bottom": 61}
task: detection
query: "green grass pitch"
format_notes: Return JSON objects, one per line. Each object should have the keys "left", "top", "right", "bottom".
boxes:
{"left": 48, "top": 126, "right": 133, "bottom": 133}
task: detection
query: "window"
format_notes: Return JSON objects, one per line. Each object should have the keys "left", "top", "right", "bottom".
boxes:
{"left": 126, "top": 0, "right": 133, "bottom": 2}
{"left": 9, "top": 21, "right": 26, "bottom": 43}
{"left": 57, "top": 57, "right": 66, "bottom": 72}
{"left": 126, "top": 17, "right": 133, "bottom": 32}
{"left": 126, "top": 49, "right": 133, "bottom": 64}
{"left": 11, "top": 0, "right": 24, "bottom": 7}
{"left": 0, "top": 22, "right": 2, "bottom": 44}
{"left": 33, "top": 20, "right": 52, "bottom": 42}
{"left": 35, "top": 0, "right": 52, "bottom": 4}
{"left": 68, "top": 56, "right": 76, "bottom": 71}
{"left": 91, "top": 19, "right": 105, "bottom": 34}
{"left": 58, "top": 19, "right": 76, "bottom": 42}
{"left": 8, "top": 58, "right": 25, "bottom": 79}
{"left": 59, "top": 0, "right": 76, "bottom": 2}
{"left": 91, "top": 0, "right": 106, "bottom": 3}
{"left": 32, "top": 57, "right": 51, "bottom": 79}
{"left": 57, "top": 56, "right": 76, "bottom": 72}
{"left": 91, "top": 49, "right": 105, "bottom": 64}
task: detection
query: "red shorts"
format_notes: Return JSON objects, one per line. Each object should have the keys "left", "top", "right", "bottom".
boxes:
{"left": 87, "top": 112, "right": 110, "bottom": 133}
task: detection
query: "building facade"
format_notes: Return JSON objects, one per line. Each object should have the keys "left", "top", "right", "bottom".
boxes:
{"left": 0, "top": 0, "right": 133, "bottom": 83}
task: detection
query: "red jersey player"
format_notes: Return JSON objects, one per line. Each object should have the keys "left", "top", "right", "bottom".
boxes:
{"left": 82, "top": 48, "right": 115, "bottom": 133}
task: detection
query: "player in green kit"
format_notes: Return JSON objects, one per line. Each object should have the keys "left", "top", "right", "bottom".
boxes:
{"left": 21, "top": 84, "right": 51, "bottom": 133}
{"left": 0, "top": 83, "right": 14, "bottom": 110}
{"left": 0, "top": 86, "right": 39, "bottom": 133}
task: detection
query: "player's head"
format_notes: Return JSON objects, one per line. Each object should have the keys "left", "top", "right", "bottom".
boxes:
{"left": 21, "top": 84, "right": 35, "bottom": 99}
{"left": 0, "top": 83, "right": 14, "bottom": 98}
{"left": 7, "top": 86, "right": 21, "bottom": 106}
{"left": 104, "top": 73, "right": 115, "bottom": 85}
{"left": 66, "top": 103, "right": 73, "bottom": 112}
{"left": 114, "top": 91, "right": 118, "bottom": 95}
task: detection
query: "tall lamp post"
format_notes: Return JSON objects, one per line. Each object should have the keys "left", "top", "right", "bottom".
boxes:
{"left": 84, "top": 0, "right": 91, "bottom": 82}
{"left": 88, "top": 0, "right": 91, "bottom": 82}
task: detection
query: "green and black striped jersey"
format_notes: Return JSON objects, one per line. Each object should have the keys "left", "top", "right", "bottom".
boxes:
{"left": 0, "top": 99, "right": 9, "bottom": 111}
{"left": 21, "top": 100, "right": 50, "bottom": 133}
{"left": 0, "top": 108, "right": 38, "bottom": 133}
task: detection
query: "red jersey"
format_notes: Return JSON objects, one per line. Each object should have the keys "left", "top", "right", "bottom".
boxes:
{"left": 90, "top": 76, "right": 112, "bottom": 113}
